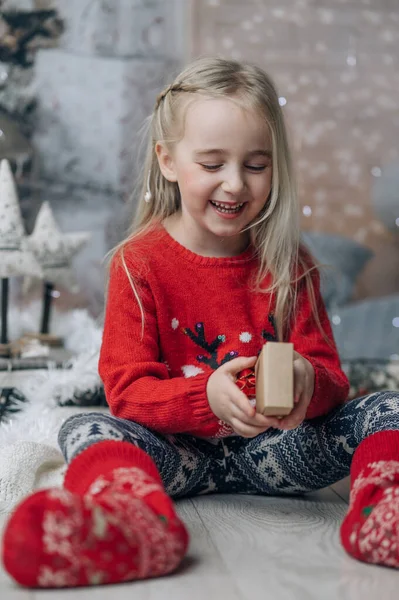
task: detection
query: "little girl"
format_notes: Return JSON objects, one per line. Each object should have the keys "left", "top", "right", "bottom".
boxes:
{"left": 3, "top": 57, "right": 399, "bottom": 588}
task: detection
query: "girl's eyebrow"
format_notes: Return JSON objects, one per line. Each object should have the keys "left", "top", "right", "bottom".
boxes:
{"left": 193, "top": 149, "right": 224, "bottom": 157}
{"left": 193, "top": 149, "right": 272, "bottom": 158}
{"left": 248, "top": 149, "right": 272, "bottom": 158}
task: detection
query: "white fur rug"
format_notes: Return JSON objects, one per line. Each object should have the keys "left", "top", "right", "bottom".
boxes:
{"left": 0, "top": 303, "right": 107, "bottom": 514}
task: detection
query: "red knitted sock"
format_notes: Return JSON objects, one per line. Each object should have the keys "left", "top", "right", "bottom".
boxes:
{"left": 340, "top": 430, "right": 399, "bottom": 567}
{"left": 63, "top": 440, "right": 180, "bottom": 520}
{"left": 2, "top": 442, "right": 189, "bottom": 588}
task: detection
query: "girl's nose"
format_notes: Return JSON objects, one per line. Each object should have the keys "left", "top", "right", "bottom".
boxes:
{"left": 221, "top": 170, "right": 245, "bottom": 195}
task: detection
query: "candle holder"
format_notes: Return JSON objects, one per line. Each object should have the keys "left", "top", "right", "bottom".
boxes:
{"left": 23, "top": 200, "right": 90, "bottom": 347}
{"left": 0, "top": 159, "right": 42, "bottom": 357}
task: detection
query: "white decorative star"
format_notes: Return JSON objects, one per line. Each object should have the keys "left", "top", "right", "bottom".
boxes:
{"left": 23, "top": 201, "right": 91, "bottom": 291}
{"left": 0, "top": 159, "right": 42, "bottom": 278}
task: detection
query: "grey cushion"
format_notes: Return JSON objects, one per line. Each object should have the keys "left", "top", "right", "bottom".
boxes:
{"left": 301, "top": 232, "right": 374, "bottom": 309}
{"left": 328, "top": 294, "right": 399, "bottom": 360}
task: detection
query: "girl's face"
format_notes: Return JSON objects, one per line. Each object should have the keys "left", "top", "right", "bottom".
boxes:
{"left": 156, "top": 96, "right": 273, "bottom": 256}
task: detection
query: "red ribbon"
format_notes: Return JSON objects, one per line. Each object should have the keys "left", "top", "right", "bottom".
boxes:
{"left": 236, "top": 368, "right": 256, "bottom": 396}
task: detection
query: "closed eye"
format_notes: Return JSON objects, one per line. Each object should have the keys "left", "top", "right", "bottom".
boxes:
{"left": 200, "top": 164, "right": 222, "bottom": 171}
{"left": 246, "top": 165, "right": 267, "bottom": 172}
{"left": 199, "top": 164, "right": 268, "bottom": 172}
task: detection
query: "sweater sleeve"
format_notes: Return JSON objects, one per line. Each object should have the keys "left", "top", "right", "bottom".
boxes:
{"left": 288, "top": 265, "right": 350, "bottom": 419}
{"left": 98, "top": 254, "right": 220, "bottom": 437}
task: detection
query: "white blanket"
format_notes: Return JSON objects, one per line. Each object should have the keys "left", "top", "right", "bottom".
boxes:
{"left": 0, "top": 304, "right": 105, "bottom": 515}
{"left": 0, "top": 441, "right": 67, "bottom": 514}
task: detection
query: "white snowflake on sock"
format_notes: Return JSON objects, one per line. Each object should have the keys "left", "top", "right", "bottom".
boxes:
{"left": 181, "top": 365, "right": 204, "bottom": 378}
{"left": 171, "top": 318, "right": 179, "bottom": 330}
{"left": 239, "top": 332, "right": 252, "bottom": 343}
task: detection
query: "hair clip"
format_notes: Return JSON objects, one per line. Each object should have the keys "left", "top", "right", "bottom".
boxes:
{"left": 144, "top": 172, "right": 152, "bottom": 203}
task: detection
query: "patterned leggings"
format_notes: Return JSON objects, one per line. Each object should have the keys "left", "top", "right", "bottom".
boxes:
{"left": 58, "top": 391, "right": 399, "bottom": 499}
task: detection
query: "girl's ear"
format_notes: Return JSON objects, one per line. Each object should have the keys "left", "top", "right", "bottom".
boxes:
{"left": 155, "top": 142, "right": 178, "bottom": 182}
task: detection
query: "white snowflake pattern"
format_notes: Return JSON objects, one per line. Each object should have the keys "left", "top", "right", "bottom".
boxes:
{"left": 239, "top": 332, "right": 252, "bottom": 343}
{"left": 181, "top": 365, "right": 204, "bottom": 378}
{"left": 87, "top": 476, "right": 110, "bottom": 496}
{"left": 171, "top": 318, "right": 179, "bottom": 330}
{"left": 350, "top": 461, "right": 399, "bottom": 509}
{"left": 356, "top": 491, "right": 399, "bottom": 567}
{"left": 42, "top": 510, "right": 81, "bottom": 558}
{"left": 88, "top": 468, "right": 163, "bottom": 505}
{"left": 37, "top": 565, "right": 78, "bottom": 587}
{"left": 110, "top": 467, "right": 164, "bottom": 499}
{"left": 91, "top": 505, "right": 110, "bottom": 539}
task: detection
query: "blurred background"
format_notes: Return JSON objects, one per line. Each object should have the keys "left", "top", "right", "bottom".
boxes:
{"left": 0, "top": 0, "right": 398, "bottom": 362}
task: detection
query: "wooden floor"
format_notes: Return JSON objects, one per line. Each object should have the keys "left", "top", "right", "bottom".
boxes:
{"left": 1, "top": 480, "right": 399, "bottom": 599}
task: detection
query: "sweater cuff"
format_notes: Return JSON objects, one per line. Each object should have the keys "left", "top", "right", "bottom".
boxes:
{"left": 184, "top": 372, "right": 221, "bottom": 436}
{"left": 306, "top": 361, "right": 323, "bottom": 418}
{"left": 304, "top": 359, "right": 347, "bottom": 419}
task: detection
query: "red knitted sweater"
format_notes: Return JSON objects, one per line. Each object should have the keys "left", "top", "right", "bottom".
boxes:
{"left": 99, "top": 225, "right": 349, "bottom": 438}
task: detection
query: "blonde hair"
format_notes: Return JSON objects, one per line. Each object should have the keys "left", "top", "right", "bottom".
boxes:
{"left": 109, "top": 56, "right": 328, "bottom": 343}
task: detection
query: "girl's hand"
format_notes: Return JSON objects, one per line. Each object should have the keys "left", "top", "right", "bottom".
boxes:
{"left": 263, "top": 351, "right": 315, "bottom": 431}
{"left": 207, "top": 356, "right": 271, "bottom": 438}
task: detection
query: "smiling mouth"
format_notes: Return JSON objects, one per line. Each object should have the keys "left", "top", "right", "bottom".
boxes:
{"left": 209, "top": 200, "right": 245, "bottom": 213}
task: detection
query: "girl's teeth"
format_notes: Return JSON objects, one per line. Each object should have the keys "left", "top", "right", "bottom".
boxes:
{"left": 211, "top": 201, "right": 244, "bottom": 213}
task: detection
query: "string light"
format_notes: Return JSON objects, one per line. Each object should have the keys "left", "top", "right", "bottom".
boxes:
{"left": 303, "top": 205, "right": 312, "bottom": 216}
{"left": 371, "top": 166, "right": 382, "bottom": 177}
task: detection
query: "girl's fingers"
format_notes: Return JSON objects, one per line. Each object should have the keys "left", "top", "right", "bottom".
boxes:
{"left": 294, "top": 382, "right": 304, "bottom": 404}
{"left": 293, "top": 362, "right": 306, "bottom": 403}
{"left": 259, "top": 415, "right": 283, "bottom": 429}
{"left": 223, "top": 355, "right": 258, "bottom": 377}
{"left": 230, "top": 405, "right": 270, "bottom": 428}
{"left": 230, "top": 417, "right": 268, "bottom": 438}
{"left": 274, "top": 395, "right": 308, "bottom": 430}
{"left": 228, "top": 383, "right": 257, "bottom": 418}
{"left": 228, "top": 380, "right": 286, "bottom": 428}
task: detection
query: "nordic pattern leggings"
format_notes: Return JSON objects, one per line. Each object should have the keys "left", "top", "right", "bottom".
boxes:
{"left": 58, "top": 391, "right": 399, "bottom": 499}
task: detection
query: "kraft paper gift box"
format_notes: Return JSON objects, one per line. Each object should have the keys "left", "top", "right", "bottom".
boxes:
{"left": 255, "top": 342, "right": 294, "bottom": 416}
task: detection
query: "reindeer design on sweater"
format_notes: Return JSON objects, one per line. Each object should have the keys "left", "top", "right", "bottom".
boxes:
{"left": 182, "top": 314, "right": 278, "bottom": 371}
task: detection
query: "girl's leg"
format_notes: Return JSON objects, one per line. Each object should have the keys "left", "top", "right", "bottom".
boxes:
{"left": 226, "top": 390, "right": 399, "bottom": 568}
{"left": 57, "top": 411, "right": 228, "bottom": 498}
{"left": 2, "top": 412, "right": 226, "bottom": 588}
{"left": 224, "top": 390, "right": 399, "bottom": 495}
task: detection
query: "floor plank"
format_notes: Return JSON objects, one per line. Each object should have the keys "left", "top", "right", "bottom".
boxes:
{"left": 191, "top": 490, "right": 399, "bottom": 600}
{"left": 330, "top": 476, "right": 350, "bottom": 503}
